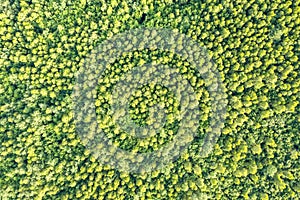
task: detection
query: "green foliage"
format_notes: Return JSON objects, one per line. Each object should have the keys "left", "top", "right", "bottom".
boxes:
{"left": 0, "top": 0, "right": 299, "bottom": 199}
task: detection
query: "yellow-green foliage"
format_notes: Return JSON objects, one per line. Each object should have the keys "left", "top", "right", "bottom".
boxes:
{"left": 0, "top": 0, "right": 299, "bottom": 199}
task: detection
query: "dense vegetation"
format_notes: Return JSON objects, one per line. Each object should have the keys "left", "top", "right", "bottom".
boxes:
{"left": 0, "top": 0, "right": 299, "bottom": 199}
